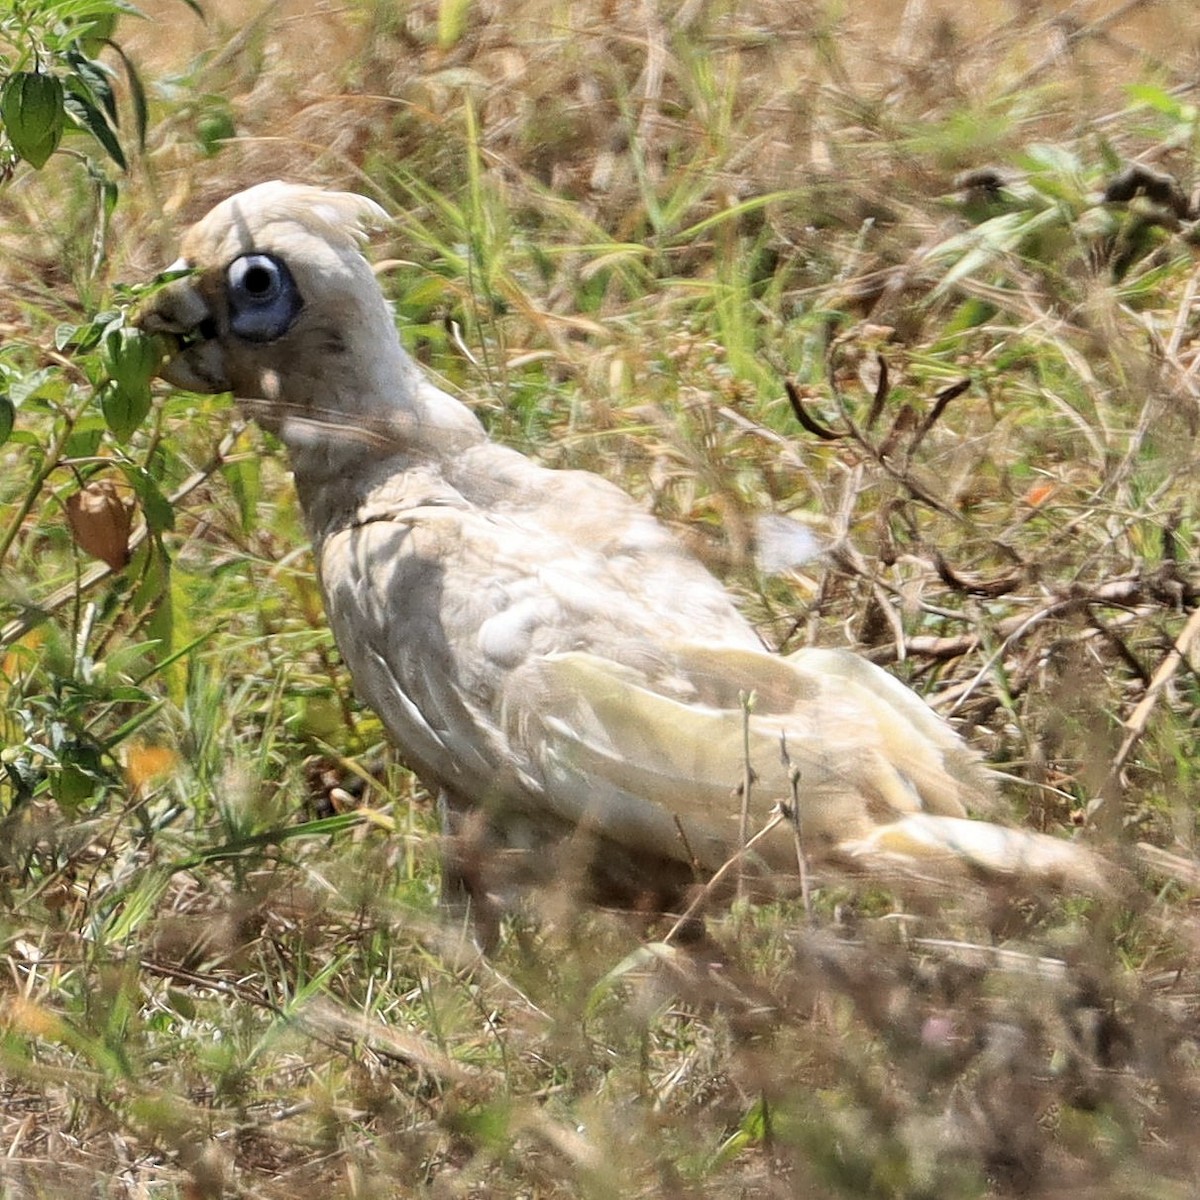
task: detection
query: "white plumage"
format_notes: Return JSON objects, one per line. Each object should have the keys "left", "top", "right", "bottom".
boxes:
{"left": 139, "top": 182, "right": 1101, "bottom": 926}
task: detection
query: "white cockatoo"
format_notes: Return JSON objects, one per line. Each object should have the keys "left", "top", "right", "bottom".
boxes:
{"left": 138, "top": 182, "right": 1101, "bottom": 926}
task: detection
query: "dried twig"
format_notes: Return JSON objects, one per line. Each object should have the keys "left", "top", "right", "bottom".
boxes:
{"left": 784, "top": 379, "right": 841, "bottom": 441}
{"left": 864, "top": 353, "right": 889, "bottom": 430}
{"left": 932, "top": 551, "right": 1022, "bottom": 599}
{"left": 859, "top": 575, "right": 1198, "bottom": 668}
{"left": 1091, "top": 604, "right": 1200, "bottom": 830}
{"left": 663, "top": 810, "right": 787, "bottom": 945}
{"left": 737, "top": 689, "right": 756, "bottom": 900}
{"left": 907, "top": 377, "right": 971, "bottom": 457}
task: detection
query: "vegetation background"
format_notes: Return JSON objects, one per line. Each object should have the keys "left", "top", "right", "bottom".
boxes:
{"left": 2, "top": 0, "right": 1200, "bottom": 1194}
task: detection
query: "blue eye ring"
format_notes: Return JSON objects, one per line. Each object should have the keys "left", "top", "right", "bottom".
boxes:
{"left": 226, "top": 253, "right": 303, "bottom": 343}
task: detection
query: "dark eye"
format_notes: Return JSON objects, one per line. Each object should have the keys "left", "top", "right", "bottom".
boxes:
{"left": 231, "top": 255, "right": 282, "bottom": 300}
{"left": 226, "top": 253, "right": 303, "bottom": 342}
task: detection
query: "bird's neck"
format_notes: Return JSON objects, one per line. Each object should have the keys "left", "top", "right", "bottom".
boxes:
{"left": 272, "top": 344, "right": 487, "bottom": 542}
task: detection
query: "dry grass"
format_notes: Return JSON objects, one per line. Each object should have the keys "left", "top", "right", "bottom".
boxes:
{"left": 4, "top": 0, "right": 1200, "bottom": 1195}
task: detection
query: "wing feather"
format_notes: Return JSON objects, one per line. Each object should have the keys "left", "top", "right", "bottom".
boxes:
{"left": 503, "top": 651, "right": 976, "bottom": 868}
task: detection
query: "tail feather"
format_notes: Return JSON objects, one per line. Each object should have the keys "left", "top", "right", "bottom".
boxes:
{"left": 840, "top": 812, "right": 1106, "bottom": 891}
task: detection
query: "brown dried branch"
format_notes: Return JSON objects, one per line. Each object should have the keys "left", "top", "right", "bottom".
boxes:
{"left": 933, "top": 551, "right": 1022, "bottom": 599}
{"left": 865, "top": 352, "right": 889, "bottom": 430}
{"left": 908, "top": 377, "right": 971, "bottom": 457}
{"left": 877, "top": 403, "right": 917, "bottom": 461}
{"left": 784, "top": 378, "right": 841, "bottom": 441}
{"left": 858, "top": 574, "right": 1198, "bottom": 666}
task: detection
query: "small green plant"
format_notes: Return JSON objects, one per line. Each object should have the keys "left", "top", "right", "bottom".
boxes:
{"left": 0, "top": 0, "right": 170, "bottom": 175}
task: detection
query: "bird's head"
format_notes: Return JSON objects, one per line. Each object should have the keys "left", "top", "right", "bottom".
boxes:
{"left": 137, "top": 181, "right": 402, "bottom": 436}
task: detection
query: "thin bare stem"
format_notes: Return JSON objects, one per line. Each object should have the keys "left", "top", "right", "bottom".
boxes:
{"left": 663, "top": 810, "right": 787, "bottom": 945}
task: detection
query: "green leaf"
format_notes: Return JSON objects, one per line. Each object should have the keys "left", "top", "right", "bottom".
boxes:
{"left": 67, "top": 49, "right": 118, "bottom": 123}
{"left": 1125, "top": 83, "right": 1193, "bottom": 121}
{"left": 0, "top": 395, "right": 13, "bottom": 446}
{"left": 63, "top": 73, "right": 127, "bottom": 170}
{"left": 58, "top": 311, "right": 116, "bottom": 353}
{"left": 195, "top": 102, "right": 235, "bottom": 157}
{"left": 10, "top": 367, "right": 65, "bottom": 406}
{"left": 122, "top": 464, "right": 176, "bottom": 533}
{"left": 63, "top": 415, "right": 106, "bottom": 458}
{"left": 54, "top": 759, "right": 99, "bottom": 810}
{"left": 102, "top": 40, "right": 148, "bottom": 149}
{"left": 100, "top": 379, "right": 152, "bottom": 441}
{"left": 55, "top": 322, "right": 84, "bottom": 351}
{"left": 1, "top": 72, "right": 67, "bottom": 168}
{"left": 105, "top": 326, "right": 163, "bottom": 389}
{"left": 76, "top": 11, "right": 120, "bottom": 58}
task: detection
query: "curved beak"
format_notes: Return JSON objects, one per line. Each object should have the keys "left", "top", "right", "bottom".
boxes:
{"left": 134, "top": 264, "right": 232, "bottom": 394}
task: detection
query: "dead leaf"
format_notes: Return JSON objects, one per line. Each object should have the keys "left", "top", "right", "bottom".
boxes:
{"left": 66, "top": 478, "right": 135, "bottom": 570}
